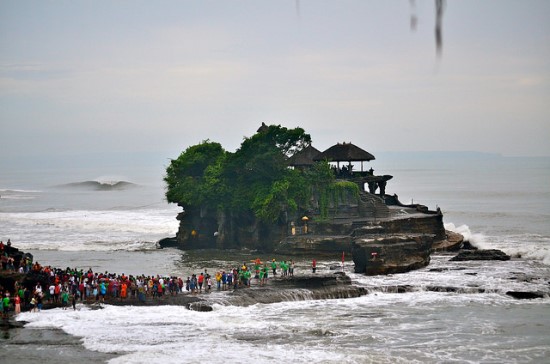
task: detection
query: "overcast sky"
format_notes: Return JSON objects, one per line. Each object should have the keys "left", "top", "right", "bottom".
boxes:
{"left": 1, "top": 0, "right": 549, "bottom": 168}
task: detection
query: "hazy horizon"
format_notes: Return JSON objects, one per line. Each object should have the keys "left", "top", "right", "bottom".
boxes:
{"left": 2, "top": 148, "right": 548, "bottom": 191}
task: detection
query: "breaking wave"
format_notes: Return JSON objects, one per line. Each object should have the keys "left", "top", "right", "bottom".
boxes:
{"left": 55, "top": 180, "right": 137, "bottom": 191}
{"left": 445, "top": 222, "right": 550, "bottom": 265}
{"left": 444, "top": 222, "right": 490, "bottom": 249}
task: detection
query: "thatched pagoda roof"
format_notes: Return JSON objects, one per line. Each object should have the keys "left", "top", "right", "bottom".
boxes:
{"left": 314, "top": 142, "right": 375, "bottom": 162}
{"left": 287, "top": 145, "right": 321, "bottom": 167}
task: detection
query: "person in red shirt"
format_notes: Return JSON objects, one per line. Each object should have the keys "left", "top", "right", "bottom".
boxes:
{"left": 14, "top": 295, "right": 21, "bottom": 315}
{"left": 198, "top": 273, "right": 204, "bottom": 293}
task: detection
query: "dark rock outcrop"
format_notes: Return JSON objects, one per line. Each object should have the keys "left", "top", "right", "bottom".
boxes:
{"left": 1, "top": 245, "right": 32, "bottom": 270}
{"left": 157, "top": 237, "right": 179, "bottom": 248}
{"left": 352, "top": 234, "right": 434, "bottom": 275}
{"left": 461, "top": 240, "right": 478, "bottom": 250}
{"left": 220, "top": 272, "right": 367, "bottom": 307}
{"left": 506, "top": 291, "right": 545, "bottom": 299}
{"left": 0, "top": 271, "right": 26, "bottom": 296}
{"left": 375, "top": 212, "right": 446, "bottom": 241}
{"left": 174, "top": 207, "right": 287, "bottom": 252}
{"left": 450, "top": 249, "right": 511, "bottom": 261}
{"left": 432, "top": 230, "right": 464, "bottom": 251}
{"left": 0, "top": 245, "right": 34, "bottom": 291}
{"left": 272, "top": 211, "right": 459, "bottom": 276}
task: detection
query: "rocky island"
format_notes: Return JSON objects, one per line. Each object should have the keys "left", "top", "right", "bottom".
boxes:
{"left": 162, "top": 123, "right": 464, "bottom": 275}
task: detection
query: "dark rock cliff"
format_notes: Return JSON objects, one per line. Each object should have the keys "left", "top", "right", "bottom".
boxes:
{"left": 165, "top": 181, "right": 459, "bottom": 276}
{"left": 351, "top": 234, "right": 434, "bottom": 275}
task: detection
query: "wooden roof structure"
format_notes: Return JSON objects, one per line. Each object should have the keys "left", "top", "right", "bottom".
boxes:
{"left": 287, "top": 145, "right": 321, "bottom": 167}
{"left": 314, "top": 142, "right": 375, "bottom": 162}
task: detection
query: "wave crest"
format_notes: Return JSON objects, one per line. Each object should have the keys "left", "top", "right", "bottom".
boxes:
{"left": 444, "top": 223, "right": 490, "bottom": 249}
{"left": 56, "top": 180, "right": 137, "bottom": 191}
{"left": 445, "top": 222, "right": 550, "bottom": 265}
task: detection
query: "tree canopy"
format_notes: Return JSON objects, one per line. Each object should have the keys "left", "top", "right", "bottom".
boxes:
{"left": 164, "top": 124, "right": 334, "bottom": 223}
{"left": 164, "top": 140, "right": 227, "bottom": 208}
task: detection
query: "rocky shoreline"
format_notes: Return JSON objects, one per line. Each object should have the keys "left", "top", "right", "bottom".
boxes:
{"left": 1, "top": 322, "right": 119, "bottom": 364}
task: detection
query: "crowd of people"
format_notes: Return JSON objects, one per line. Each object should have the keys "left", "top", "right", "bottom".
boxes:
{"left": 1, "top": 241, "right": 319, "bottom": 319}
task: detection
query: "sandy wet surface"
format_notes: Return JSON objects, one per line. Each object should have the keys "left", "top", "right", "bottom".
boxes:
{"left": 1, "top": 318, "right": 118, "bottom": 364}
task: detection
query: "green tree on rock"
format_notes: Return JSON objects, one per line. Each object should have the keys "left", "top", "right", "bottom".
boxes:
{"left": 164, "top": 140, "right": 227, "bottom": 209}
{"left": 164, "top": 124, "right": 342, "bottom": 249}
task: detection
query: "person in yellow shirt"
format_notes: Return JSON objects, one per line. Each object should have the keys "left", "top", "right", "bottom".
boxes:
{"left": 215, "top": 271, "right": 222, "bottom": 290}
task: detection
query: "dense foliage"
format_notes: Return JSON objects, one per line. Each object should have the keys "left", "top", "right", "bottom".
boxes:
{"left": 165, "top": 124, "right": 332, "bottom": 223}
{"left": 164, "top": 140, "right": 227, "bottom": 208}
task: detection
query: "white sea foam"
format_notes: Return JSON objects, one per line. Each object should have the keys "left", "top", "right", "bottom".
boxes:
{"left": 503, "top": 234, "right": 550, "bottom": 265}
{"left": 0, "top": 208, "right": 179, "bottom": 251}
{"left": 17, "top": 289, "right": 550, "bottom": 364}
{"left": 0, "top": 188, "right": 42, "bottom": 193}
{"left": 0, "top": 188, "right": 41, "bottom": 200}
{"left": 444, "top": 222, "right": 490, "bottom": 249}
{"left": 18, "top": 304, "right": 355, "bottom": 364}
{"left": 445, "top": 222, "right": 550, "bottom": 265}
{"left": 351, "top": 253, "right": 550, "bottom": 297}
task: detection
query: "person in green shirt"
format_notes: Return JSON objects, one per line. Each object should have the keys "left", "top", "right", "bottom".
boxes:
{"left": 2, "top": 292, "right": 11, "bottom": 319}
{"left": 281, "top": 261, "right": 288, "bottom": 276}
{"left": 259, "top": 268, "right": 265, "bottom": 286}
{"left": 271, "top": 259, "right": 277, "bottom": 276}
{"left": 61, "top": 290, "right": 69, "bottom": 310}
{"left": 244, "top": 269, "right": 252, "bottom": 287}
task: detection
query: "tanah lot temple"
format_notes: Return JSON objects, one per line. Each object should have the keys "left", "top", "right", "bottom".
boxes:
{"left": 162, "top": 123, "right": 464, "bottom": 276}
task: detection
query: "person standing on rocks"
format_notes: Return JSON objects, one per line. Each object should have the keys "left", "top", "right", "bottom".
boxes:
{"left": 281, "top": 260, "right": 288, "bottom": 276}
{"left": 259, "top": 267, "right": 265, "bottom": 286}
{"left": 271, "top": 259, "right": 277, "bottom": 276}
{"left": 2, "top": 292, "right": 10, "bottom": 319}
{"left": 14, "top": 294, "right": 21, "bottom": 315}
{"left": 312, "top": 259, "right": 317, "bottom": 273}
{"left": 198, "top": 273, "right": 204, "bottom": 293}
{"left": 215, "top": 271, "right": 222, "bottom": 290}
{"left": 61, "top": 290, "right": 69, "bottom": 309}
{"left": 48, "top": 283, "right": 55, "bottom": 303}
{"left": 206, "top": 276, "right": 212, "bottom": 292}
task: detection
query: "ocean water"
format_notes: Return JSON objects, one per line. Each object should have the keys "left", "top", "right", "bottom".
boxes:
{"left": 1, "top": 153, "right": 550, "bottom": 363}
